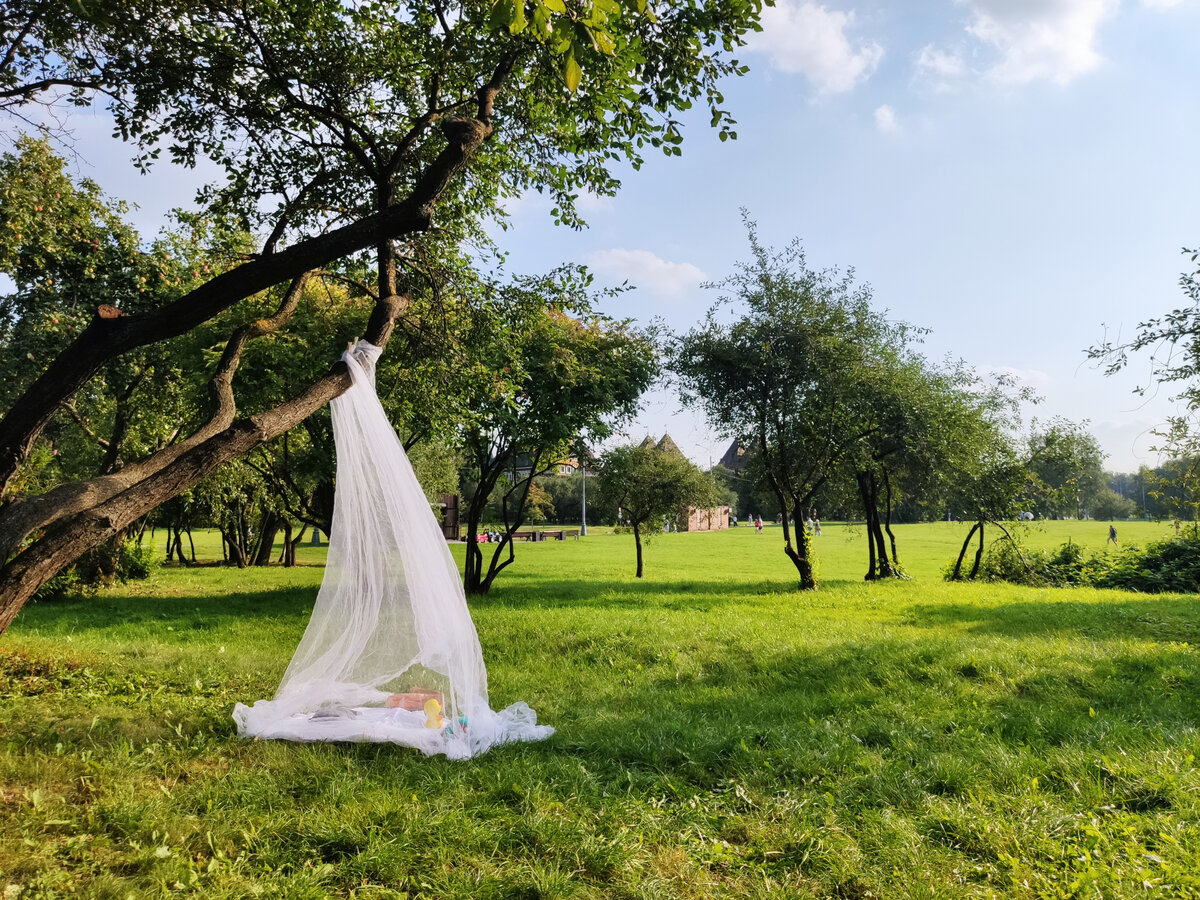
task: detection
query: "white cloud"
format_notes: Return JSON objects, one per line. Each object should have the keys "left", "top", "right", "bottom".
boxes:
{"left": 914, "top": 43, "right": 968, "bottom": 88}
{"left": 575, "top": 190, "right": 615, "bottom": 216}
{"left": 874, "top": 104, "right": 901, "bottom": 133}
{"left": 958, "top": 0, "right": 1120, "bottom": 86}
{"left": 998, "top": 365, "right": 1055, "bottom": 390}
{"left": 747, "top": 1, "right": 883, "bottom": 94}
{"left": 586, "top": 249, "right": 706, "bottom": 298}
{"left": 918, "top": 0, "right": 1183, "bottom": 88}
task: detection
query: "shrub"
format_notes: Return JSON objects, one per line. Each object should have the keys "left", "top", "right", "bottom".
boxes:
{"left": 1096, "top": 535, "right": 1200, "bottom": 593}
{"left": 32, "top": 536, "right": 157, "bottom": 602}
{"left": 953, "top": 533, "right": 1200, "bottom": 593}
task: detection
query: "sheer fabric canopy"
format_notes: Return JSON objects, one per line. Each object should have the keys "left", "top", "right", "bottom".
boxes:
{"left": 234, "top": 341, "right": 553, "bottom": 758}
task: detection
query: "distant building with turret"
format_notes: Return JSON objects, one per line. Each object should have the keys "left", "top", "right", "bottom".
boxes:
{"left": 641, "top": 433, "right": 730, "bottom": 532}
{"left": 718, "top": 438, "right": 748, "bottom": 473}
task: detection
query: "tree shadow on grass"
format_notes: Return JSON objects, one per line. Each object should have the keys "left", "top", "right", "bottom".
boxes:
{"left": 904, "top": 595, "right": 1200, "bottom": 644}
{"left": 11, "top": 578, "right": 827, "bottom": 644}
{"left": 479, "top": 574, "right": 823, "bottom": 609}
{"left": 11, "top": 585, "right": 318, "bottom": 637}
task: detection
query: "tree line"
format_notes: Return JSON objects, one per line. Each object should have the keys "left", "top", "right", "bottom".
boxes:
{"left": 4, "top": 0, "right": 1200, "bottom": 632}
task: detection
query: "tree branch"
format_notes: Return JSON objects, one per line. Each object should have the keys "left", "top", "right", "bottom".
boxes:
{"left": 0, "top": 273, "right": 313, "bottom": 562}
{"left": 0, "top": 284, "right": 410, "bottom": 628}
{"left": 0, "top": 105, "right": 495, "bottom": 494}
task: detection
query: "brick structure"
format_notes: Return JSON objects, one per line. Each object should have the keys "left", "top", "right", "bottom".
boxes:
{"left": 641, "top": 432, "right": 731, "bottom": 532}
{"left": 680, "top": 504, "right": 730, "bottom": 532}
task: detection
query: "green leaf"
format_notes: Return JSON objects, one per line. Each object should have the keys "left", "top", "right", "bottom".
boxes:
{"left": 541, "top": 0, "right": 567, "bottom": 12}
{"left": 550, "top": 18, "right": 574, "bottom": 53}
{"left": 594, "top": 30, "right": 617, "bottom": 55}
{"left": 508, "top": 0, "right": 527, "bottom": 34}
{"left": 564, "top": 50, "right": 582, "bottom": 92}
{"left": 489, "top": 0, "right": 516, "bottom": 30}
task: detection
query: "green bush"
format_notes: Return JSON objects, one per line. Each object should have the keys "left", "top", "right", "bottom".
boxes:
{"left": 32, "top": 536, "right": 157, "bottom": 602}
{"left": 1096, "top": 535, "right": 1200, "bottom": 593}
{"left": 959, "top": 533, "right": 1200, "bottom": 593}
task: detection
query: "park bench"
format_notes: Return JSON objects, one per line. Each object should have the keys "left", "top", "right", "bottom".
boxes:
{"left": 538, "top": 530, "right": 581, "bottom": 541}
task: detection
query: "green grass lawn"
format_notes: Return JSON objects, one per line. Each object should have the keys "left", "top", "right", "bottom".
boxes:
{"left": 2, "top": 523, "right": 1198, "bottom": 898}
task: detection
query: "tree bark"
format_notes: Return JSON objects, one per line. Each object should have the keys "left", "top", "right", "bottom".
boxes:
{"left": 634, "top": 522, "right": 643, "bottom": 578}
{"left": 951, "top": 522, "right": 981, "bottom": 581}
{"left": 0, "top": 290, "right": 408, "bottom": 631}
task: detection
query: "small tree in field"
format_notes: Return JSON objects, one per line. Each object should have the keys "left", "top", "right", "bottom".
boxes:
{"left": 671, "top": 219, "right": 900, "bottom": 590}
{"left": 458, "top": 280, "right": 655, "bottom": 595}
{"left": 596, "top": 442, "right": 718, "bottom": 578}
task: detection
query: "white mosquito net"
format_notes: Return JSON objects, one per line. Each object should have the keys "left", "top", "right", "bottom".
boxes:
{"left": 233, "top": 340, "right": 553, "bottom": 758}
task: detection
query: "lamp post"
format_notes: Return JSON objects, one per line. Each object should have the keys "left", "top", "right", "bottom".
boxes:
{"left": 580, "top": 460, "right": 588, "bottom": 537}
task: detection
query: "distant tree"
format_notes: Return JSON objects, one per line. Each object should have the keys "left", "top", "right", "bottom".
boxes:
{"left": 1091, "top": 486, "right": 1138, "bottom": 521}
{"left": 595, "top": 443, "right": 718, "bottom": 578}
{"left": 534, "top": 473, "right": 584, "bottom": 525}
{"left": 458, "top": 276, "right": 655, "bottom": 594}
{"left": 1025, "top": 418, "right": 1105, "bottom": 519}
{"left": 930, "top": 372, "right": 1031, "bottom": 582}
{"left": 1145, "top": 455, "right": 1200, "bottom": 531}
{"left": 672, "top": 219, "right": 906, "bottom": 590}
{"left": 946, "top": 438, "right": 1029, "bottom": 581}
{"left": 834, "top": 351, "right": 999, "bottom": 580}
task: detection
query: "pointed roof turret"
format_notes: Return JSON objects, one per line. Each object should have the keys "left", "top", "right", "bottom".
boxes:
{"left": 656, "top": 433, "right": 684, "bottom": 457}
{"left": 718, "top": 438, "right": 748, "bottom": 472}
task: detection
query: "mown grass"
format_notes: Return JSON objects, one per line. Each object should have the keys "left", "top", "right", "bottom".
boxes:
{"left": 2, "top": 523, "right": 1198, "bottom": 898}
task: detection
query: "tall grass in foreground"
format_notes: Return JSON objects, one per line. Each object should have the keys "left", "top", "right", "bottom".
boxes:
{"left": 1, "top": 526, "right": 1198, "bottom": 898}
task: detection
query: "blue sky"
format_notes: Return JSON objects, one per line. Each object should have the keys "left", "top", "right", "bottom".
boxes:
{"left": 48, "top": 0, "right": 1200, "bottom": 473}
{"left": 492, "top": 0, "right": 1200, "bottom": 473}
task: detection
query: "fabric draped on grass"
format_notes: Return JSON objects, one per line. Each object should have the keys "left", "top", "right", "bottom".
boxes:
{"left": 233, "top": 340, "right": 553, "bottom": 758}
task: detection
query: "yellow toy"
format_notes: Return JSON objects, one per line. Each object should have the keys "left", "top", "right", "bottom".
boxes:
{"left": 423, "top": 698, "right": 444, "bottom": 729}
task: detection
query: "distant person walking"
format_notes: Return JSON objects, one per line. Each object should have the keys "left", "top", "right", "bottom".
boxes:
{"left": 755, "top": 515, "right": 763, "bottom": 534}
{"left": 814, "top": 517, "right": 822, "bottom": 536}
{"left": 1108, "top": 524, "right": 1118, "bottom": 546}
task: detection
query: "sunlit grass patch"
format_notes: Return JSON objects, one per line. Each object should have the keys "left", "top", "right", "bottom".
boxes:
{"left": 2, "top": 526, "right": 1199, "bottom": 898}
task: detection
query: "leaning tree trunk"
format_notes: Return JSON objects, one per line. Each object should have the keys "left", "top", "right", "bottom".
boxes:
{"left": 633, "top": 522, "right": 644, "bottom": 578}
{"left": 777, "top": 499, "right": 817, "bottom": 590}
{"left": 951, "top": 521, "right": 982, "bottom": 580}
{"left": 969, "top": 521, "right": 986, "bottom": 579}
{"left": 253, "top": 511, "right": 282, "bottom": 566}
{"left": 224, "top": 529, "right": 248, "bottom": 568}
{"left": 478, "top": 465, "right": 539, "bottom": 594}
{"left": 463, "top": 467, "right": 502, "bottom": 596}
{"left": 0, "top": 64, "right": 513, "bottom": 633}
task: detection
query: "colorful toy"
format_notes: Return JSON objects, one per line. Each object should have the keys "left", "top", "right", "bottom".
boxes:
{"left": 423, "top": 698, "right": 444, "bottom": 729}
